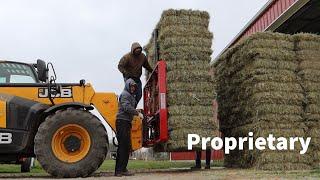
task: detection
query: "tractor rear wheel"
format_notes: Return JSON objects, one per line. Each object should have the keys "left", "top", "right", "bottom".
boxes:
{"left": 34, "top": 109, "right": 108, "bottom": 178}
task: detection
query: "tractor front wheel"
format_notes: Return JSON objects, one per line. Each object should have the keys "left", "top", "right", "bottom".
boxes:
{"left": 34, "top": 109, "right": 108, "bottom": 178}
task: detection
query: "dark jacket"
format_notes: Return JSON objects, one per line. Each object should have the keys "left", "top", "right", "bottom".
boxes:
{"left": 118, "top": 42, "right": 153, "bottom": 79}
{"left": 116, "top": 79, "right": 139, "bottom": 122}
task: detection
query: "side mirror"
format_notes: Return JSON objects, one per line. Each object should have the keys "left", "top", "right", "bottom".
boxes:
{"left": 37, "top": 59, "right": 48, "bottom": 82}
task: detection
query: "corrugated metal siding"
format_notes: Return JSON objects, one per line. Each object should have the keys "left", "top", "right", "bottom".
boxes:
{"left": 238, "top": 0, "right": 297, "bottom": 42}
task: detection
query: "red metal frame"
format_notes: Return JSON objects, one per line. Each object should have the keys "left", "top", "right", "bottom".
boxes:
{"left": 170, "top": 150, "right": 224, "bottom": 161}
{"left": 143, "top": 60, "right": 168, "bottom": 147}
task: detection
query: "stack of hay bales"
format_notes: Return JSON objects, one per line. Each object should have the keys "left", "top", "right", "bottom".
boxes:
{"left": 144, "top": 9, "right": 218, "bottom": 151}
{"left": 214, "top": 32, "right": 312, "bottom": 170}
{"left": 295, "top": 34, "right": 320, "bottom": 168}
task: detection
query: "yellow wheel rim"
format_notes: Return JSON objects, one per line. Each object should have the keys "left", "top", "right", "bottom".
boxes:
{"left": 51, "top": 124, "right": 91, "bottom": 163}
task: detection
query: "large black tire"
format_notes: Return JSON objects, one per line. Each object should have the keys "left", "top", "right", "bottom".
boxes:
{"left": 34, "top": 109, "right": 108, "bottom": 178}
{"left": 21, "top": 157, "right": 32, "bottom": 173}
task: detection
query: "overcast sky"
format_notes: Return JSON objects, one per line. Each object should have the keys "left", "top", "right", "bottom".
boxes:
{"left": 0, "top": 0, "right": 268, "bottom": 98}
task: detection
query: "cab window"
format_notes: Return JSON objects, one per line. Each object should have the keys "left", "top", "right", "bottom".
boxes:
{"left": 0, "top": 62, "right": 37, "bottom": 83}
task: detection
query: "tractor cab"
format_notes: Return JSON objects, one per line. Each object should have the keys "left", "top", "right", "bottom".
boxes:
{"left": 0, "top": 60, "right": 71, "bottom": 105}
{"left": 0, "top": 61, "right": 39, "bottom": 84}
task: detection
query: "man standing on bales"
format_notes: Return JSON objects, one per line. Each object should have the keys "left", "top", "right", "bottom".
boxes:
{"left": 118, "top": 42, "right": 153, "bottom": 107}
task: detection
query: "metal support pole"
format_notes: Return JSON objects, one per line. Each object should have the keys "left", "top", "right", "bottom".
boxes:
{"left": 153, "top": 28, "right": 159, "bottom": 62}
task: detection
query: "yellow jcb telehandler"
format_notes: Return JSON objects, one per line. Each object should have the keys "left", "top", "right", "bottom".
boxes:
{"left": 0, "top": 59, "right": 168, "bottom": 177}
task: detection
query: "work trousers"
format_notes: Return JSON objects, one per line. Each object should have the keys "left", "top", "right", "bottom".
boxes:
{"left": 195, "top": 148, "right": 212, "bottom": 167}
{"left": 115, "top": 120, "right": 132, "bottom": 173}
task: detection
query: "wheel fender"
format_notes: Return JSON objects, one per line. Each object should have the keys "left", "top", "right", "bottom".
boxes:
{"left": 44, "top": 102, "right": 94, "bottom": 114}
{"left": 113, "top": 137, "right": 118, "bottom": 147}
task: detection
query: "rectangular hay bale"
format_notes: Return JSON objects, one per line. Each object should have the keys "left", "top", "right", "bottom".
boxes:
{"left": 144, "top": 9, "right": 218, "bottom": 151}
{"left": 213, "top": 32, "right": 320, "bottom": 170}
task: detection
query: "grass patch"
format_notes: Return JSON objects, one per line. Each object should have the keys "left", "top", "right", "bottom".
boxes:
{"left": 311, "top": 168, "right": 320, "bottom": 174}
{"left": 0, "top": 160, "right": 222, "bottom": 174}
{"left": 0, "top": 160, "right": 318, "bottom": 178}
{"left": 98, "top": 160, "right": 195, "bottom": 171}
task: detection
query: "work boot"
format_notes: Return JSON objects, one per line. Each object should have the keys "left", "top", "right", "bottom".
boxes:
{"left": 190, "top": 165, "right": 201, "bottom": 170}
{"left": 114, "top": 172, "right": 122, "bottom": 177}
{"left": 121, "top": 171, "right": 134, "bottom": 176}
{"left": 205, "top": 165, "right": 210, "bottom": 169}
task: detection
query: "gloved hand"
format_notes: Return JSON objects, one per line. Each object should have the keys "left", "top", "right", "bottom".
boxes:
{"left": 138, "top": 112, "right": 144, "bottom": 119}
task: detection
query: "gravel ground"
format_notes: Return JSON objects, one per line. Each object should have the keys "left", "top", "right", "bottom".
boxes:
{"left": 2, "top": 167, "right": 320, "bottom": 180}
